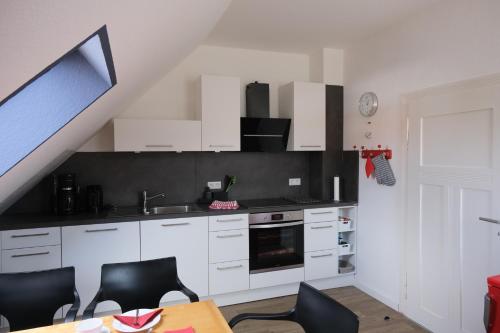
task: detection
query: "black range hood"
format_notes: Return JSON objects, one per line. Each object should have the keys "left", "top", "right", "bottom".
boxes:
{"left": 240, "top": 117, "right": 291, "bottom": 152}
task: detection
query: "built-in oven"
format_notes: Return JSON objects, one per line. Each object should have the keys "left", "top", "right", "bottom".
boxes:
{"left": 249, "top": 210, "right": 304, "bottom": 274}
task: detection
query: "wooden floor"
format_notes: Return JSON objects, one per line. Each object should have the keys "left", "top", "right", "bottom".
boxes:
{"left": 219, "top": 286, "right": 428, "bottom": 333}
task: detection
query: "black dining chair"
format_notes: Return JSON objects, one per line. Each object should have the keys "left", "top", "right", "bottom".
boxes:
{"left": 229, "top": 282, "right": 359, "bottom": 333}
{"left": 83, "top": 257, "right": 198, "bottom": 319}
{"left": 0, "top": 266, "right": 80, "bottom": 331}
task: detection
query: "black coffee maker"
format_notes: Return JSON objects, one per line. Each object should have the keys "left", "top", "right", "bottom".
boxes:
{"left": 57, "top": 173, "right": 78, "bottom": 215}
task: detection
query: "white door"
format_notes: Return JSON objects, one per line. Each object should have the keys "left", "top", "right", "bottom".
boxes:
{"left": 404, "top": 76, "right": 500, "bottom": 333}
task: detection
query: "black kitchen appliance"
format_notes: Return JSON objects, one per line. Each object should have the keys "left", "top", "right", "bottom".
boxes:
{"left": 86, "top": 185, "right": 103, "bottom": 213}
{"left": 57, "top": 173, "right": 78, "bottom": 215}
{"left": 249, "top": 209, "right": 304, "bottom": 274}
{"left": 241, "top": 81, "right": 291, "bottom": 152}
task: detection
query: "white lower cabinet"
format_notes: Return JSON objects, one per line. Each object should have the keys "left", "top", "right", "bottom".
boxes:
{"left": 210, "top": 260, "right": 249, "bottom": 295}
{"left": 140, "top": 217, "right": 209, "bottom": 303}
{"left": 305, "top": 249, "right": 339, "bottom": 281}
{"left": 209, "top": 229, "right": 248, "bottom": 263}
{"left": 304, "top": 221, "right": 338, "bottom": 252}
{"left": 62, "top": 222, "right": 140, "bottom": 315}
{"left": 1, "top": 245, "right": 61, "bottom": 273}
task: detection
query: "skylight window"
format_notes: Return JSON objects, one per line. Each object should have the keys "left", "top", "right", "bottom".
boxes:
{"left": 0, "top": 26, "right": 116, "bottom": 176}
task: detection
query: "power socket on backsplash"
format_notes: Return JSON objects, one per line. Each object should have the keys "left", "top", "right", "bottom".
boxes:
{"left": 289, "top": 178, "right": 301, "bottom": 186}
{"left": 207, "top": 181, "right": 222, "bottom": 190}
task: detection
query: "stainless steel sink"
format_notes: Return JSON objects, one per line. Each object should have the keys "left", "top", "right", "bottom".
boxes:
{"left": 146, "top": 205, "right": 204, "bottom": 215}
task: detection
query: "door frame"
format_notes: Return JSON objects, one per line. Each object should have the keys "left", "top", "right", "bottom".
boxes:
{"left": 398, "top": 73, "right": 500, "bottom": 319}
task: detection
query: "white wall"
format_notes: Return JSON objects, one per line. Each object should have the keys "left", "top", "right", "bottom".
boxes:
{"left": 81, "top": 45, "right": 311, "bottom": 151}
{"left": 344, "top": 0, "right": 500, "bottom": 309}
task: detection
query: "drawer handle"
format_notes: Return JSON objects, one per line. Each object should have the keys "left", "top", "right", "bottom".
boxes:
{"left": 217, "top": 264, "right": 243, "bottom": 271}
{"left": 145, "top": 144, "right": 173, "bottom": 148}
{"left": 311, "top": 225, "right": 333, "bottom": 230}
{"left": 85, "top": 228, "right": 118, "bottom": 233}
{"left": 310, "top": 211, "right": 333, "bottom": 215}
{"left": 216, "top": 233, "right": 243, "bottom": 239}
{"left": 161, "top": 222, "right": 190, "bottom": 227}
{"left": 209, "top": 144, "right": 234, "bottom": 148}
{"left": 311, "top": 253, "right": 333, "bottom": 258}
{"left": 11, "top": 232, "right": 50, "bottom": 238}
{"left": 216, "top": 218, "right": 243, "bottom": 223}
{"left": 12, "top": 251, "right": 50, "bottom": 258}
{"left": 300, "top": 145, "right": 321, "bottom": 148}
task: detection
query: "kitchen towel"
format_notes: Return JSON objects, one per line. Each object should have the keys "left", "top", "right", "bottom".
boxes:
{"left": 365, "top": 156, "right": 375, "bottom": 178}
{"left": 371, "top": 154, "right": 396, "bottom": 186}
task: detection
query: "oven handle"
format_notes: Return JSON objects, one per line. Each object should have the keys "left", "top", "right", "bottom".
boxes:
{"left": 249, "top": 221, "right": 304, "bottom": 229}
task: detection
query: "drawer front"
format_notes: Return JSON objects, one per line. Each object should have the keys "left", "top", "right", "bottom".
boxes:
{"left": 305, "top": 249, "right": 338, "bottom": 281}
{"left": 209, "top": 214, "right": 248, "bottom": 231}
{"left": 2, "top": 245, "right": 61, "bottom": 273}
{"left": 209, "top": 229, "right": 249, "bottom": 263}
{"left": 209, "top": 260, "right": 249, "bottom": 295}
{"left": 304, "top": 221, "right": 338, "bottom": 252}
{"left": 304, "top": 208, "right": 338, "bottom": 223}
{"left": 2, "top": 227, "right": 61, "bottom": 250}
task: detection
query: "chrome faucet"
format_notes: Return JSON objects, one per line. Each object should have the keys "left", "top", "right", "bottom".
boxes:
{"left": 142, "top": 190, "right": 166, "bottom": 215}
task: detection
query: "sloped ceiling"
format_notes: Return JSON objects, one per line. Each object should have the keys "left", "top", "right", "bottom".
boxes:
{"left": 0, "top": 0, "right": 231, "bottom": 213}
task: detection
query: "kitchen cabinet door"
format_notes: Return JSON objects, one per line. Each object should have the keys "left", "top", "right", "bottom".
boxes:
{"left": 279, "top": 81, "right": 325, "bottom": 151}
{"left": 199, "top": 75, "right": 240, "bottom": 151}
{"left": 140, "top": 217, "right": 209, "bottom": 303}
{"left": 62, "top": 222, "right": 140, "bottom": 315}
{"left": 114, "top": 119, "right": 201, "bottom": 152}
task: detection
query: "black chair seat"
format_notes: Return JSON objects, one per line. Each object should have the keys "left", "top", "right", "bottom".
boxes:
{"left": 0, "top": 267, "right": 80, "bottom": 331}
{"left": 83, "top": 257, "right": 198, "bottom": 319}
{"left": 229, "top": 282, "right": 359, "bottom": 333}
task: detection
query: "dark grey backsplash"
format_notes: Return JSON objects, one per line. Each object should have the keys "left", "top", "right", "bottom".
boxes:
{"left": 5, "top": 151, "right": 312, "bottom": 214}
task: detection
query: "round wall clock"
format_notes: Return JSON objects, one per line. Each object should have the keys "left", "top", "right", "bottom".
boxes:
{"left": 359, "top": 92, "right": 378, "bottom": 117}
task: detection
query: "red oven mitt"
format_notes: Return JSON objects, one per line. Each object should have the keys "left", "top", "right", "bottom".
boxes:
{"left": 365, "top": 156, "right": 375, "bottom": 178}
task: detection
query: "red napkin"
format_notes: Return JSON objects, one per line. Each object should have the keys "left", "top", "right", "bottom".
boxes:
{"left": 365, "top": 156, "right": 375, "bottom": 178}
{"left": 113, "top": 309, "right": 163, "bottom": 329}
{"left": 164, "top": 327, "right": 195, "bottom": 333}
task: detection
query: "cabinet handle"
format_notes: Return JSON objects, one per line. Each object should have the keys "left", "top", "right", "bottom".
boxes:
{"left": 311, "top": 225, "right": 333, "bottom": 230}
{"left": 216, "top": 218, "right": 243, "bottom": 223}
{"left": 217, "top": 264, "right": 243, "bottom": 271}
{"left": 11, "top": 232, "right": 50, "bottom": 238}
{"left": 12, "top": 251, "right": 50, "bottom": 258}
{"left": 311, "top": 253, "right": 333, "bottom": 258}
{"left": 479, "top": 217, "right": 500, "bottom": 224}
{"left": 161, "top": 222, "right": 190, "bottom": 227}
{"left": 209, "top": 144, "right": 234, "bottom": 148}
{"left": 300, "top": 145, "right": 321, "bottom": 148}
{"left": 310, "top": 211, "right": 333, "bottom": 215}
{"left": 85, "top": 228, "right": 118, "bottom": 233}
{"left": 216, "top": 233, "right": 243, "bottom": 239}
{"left": 145, "top": 144, "right": 173, "bottom": 148}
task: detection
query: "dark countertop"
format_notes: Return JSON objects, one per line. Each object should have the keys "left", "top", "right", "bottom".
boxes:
{"left": 0, "top": 201, "right": 357, "bottom": 231}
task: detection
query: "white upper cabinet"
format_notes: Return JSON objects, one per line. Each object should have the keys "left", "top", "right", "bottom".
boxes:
{"left": 279, "top": 82, "right": 325, "bottom": 151}
{"left": 114, "top": 119, "right": 201, "bottom": 152}
{"left": 198, "top": 75, "right": 240, "bottom": 151}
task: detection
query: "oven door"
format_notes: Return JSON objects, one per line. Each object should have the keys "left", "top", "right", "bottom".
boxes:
{"left": 249, "top": 221, "right": 304, "bottom": 274}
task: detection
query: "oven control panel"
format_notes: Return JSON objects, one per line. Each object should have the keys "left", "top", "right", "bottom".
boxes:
{"left": 249, "top": 210, "right": 304, "bottom": 224}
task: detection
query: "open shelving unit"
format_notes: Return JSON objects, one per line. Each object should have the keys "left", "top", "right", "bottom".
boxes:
{"left": 338, "top": 206, "right": 357, "bottom": 276}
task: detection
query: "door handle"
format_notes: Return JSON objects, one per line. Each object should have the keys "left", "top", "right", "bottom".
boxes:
{"left": 11, "top": 232, "right": 50, "bottom": 238}
{"left": 161, "top": 223, "right": 190, "bottom": 227}
{"left": 12, "top": 251, "right": 50, "bottom": 258}
{"left": 85, "top": 228, "right": 118, "bottom": 233}
{"left": 479, "top": 217, "right": 500, "bottom": 224}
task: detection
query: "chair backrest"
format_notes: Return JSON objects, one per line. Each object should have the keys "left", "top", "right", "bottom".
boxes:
{"left": 98, "top": 257, "right": 196, "bottom": 313}
{"left": 294, "top": 282, "right": 359, "bottom": 333}
{"left": 0, "top": 267, "right": 79, "bottom": 331}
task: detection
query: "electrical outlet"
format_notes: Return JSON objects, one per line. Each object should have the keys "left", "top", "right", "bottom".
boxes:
{"left": 289, "top": 178, "right": 301, "bottom": 186}
{"left": 207, "top": 181, "right": 222, "bottom": 190}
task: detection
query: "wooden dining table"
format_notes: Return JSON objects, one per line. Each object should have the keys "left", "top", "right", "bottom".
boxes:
{"left": 16, "top": 300, "right": 233, "bottom": 333}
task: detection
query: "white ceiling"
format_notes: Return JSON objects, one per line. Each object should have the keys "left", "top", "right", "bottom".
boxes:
{"left": 205, "top": 0, "right": 442, "bottom": 53}
{"left": 0, "top": 0, "right": 230, "bottom": 213}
